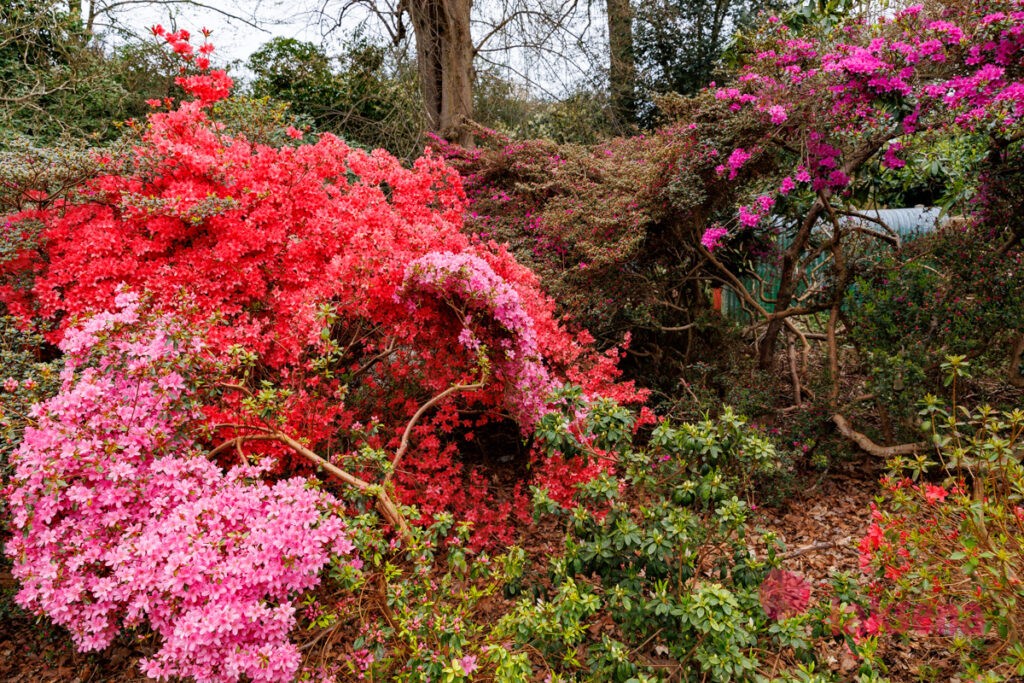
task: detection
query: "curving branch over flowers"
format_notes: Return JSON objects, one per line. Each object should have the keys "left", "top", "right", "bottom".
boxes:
{"left": 0, "top": 28, "right": 645, "bottom": 549}
{"left": 399, "top": 251, "right": 558, "bottom": 429}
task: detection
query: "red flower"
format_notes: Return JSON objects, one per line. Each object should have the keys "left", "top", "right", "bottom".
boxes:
{"left": 760, "top": 569, "right": 812, "bottom": 619}
{"left": 923, "top": 484, "right": 948, "bottom": 504}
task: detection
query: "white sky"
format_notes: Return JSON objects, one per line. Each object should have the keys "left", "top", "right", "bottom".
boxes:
{"left": 96, "top": 1, "right": 329, "bottom": 73}
{"left": 91, "top": 0, "right": 608, "bottom": 96}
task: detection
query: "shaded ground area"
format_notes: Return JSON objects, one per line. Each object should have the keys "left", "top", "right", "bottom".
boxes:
{"left": 0, "top": 462, "right": 908, "bottom": 682}
{"left": 750, "top": 465, "right": 879, "bottom": 585}
{"left": 0, "top": 620, "right": 150, "bottom": 682}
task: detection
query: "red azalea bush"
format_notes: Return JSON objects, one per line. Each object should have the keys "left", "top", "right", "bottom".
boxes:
{"left": 0, "top": 28, "right": 645, "bottom": 549}
{"left": 858, "top": 362, "right": 1024, "bottom": 678}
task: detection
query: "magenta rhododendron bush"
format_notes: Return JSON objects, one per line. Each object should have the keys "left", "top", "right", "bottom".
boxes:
{"left": 6, "top": 292, "right": 352, "bottom": 682}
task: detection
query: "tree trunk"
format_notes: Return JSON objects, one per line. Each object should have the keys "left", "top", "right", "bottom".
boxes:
{"left": 606, "top": 0, "right": 635, "bottom": 125}
{"left": 756, "top": 137, "right": 890, "bottom": 368}
{"left": 757, "top": 200, "right": 822, "bottom": 368}
{"left": 1009, "top": 333, "right": 1024, "bottom": 388}
{"left": 405, "top": 0, "right": 474, "bottom": 145}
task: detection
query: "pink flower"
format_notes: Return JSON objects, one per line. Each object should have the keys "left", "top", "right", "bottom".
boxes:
{"left": 756, "top": 194, "right": 776, "bottom": 212}
{"left": 3, "top": 377, "right": 17, "bottom": 392}
{"left": 779, "top": 177, "right": 796, "bottom": 194}
{"left": 727, "top": 148, "right": 752, "bottom": 179}
{"left": 896, "top": 4, "right": 922, "bottom": 18}
{"left": 700, "top": 227, "right": 729, "bottom": 251}
{"left": 827, "top": 170, "right": 850, "bottom": 188}
{"left": 455, "top": 655, "right": 478, "bottom": 675}
{"left": 882, "top": 142, "right": 906, "bottom": 169}
{"left": 738, "top": 205, "right": 761, "bottom": 227}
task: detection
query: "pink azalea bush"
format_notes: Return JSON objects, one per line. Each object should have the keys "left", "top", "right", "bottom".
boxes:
{"left": 400, "top": 251, "right": 557, "bottom": 428}
{"left": 4, "top": 292, "right": 352, "bottom": 683}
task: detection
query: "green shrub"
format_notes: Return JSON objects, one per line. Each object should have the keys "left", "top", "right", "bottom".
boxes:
{"left": 501, "top": 405, "right": 826, "bottom": 682}
{"left": 320, "top": 501, "right": 532, "bottom": 681}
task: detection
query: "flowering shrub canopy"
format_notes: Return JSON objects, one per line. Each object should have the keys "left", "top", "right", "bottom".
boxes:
{"left": 0, "top": 29, "right": 644, "bottom": 550}
{"left": 5, "top": 293, "right": 352, "bottom": 683}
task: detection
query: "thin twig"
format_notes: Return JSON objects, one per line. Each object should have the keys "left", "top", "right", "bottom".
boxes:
{"left": 388, "top": 374, "right": 488, "bottom": 479}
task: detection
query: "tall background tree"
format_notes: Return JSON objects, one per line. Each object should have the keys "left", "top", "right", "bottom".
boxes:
{"left": 606, "top": 0, "right": 636, "bottom": 124}
{"left": 308, "top": 0, "right": 610, "bottom": 144}
{"left": 632, "top": 0, "right": 790, "bottom": 122}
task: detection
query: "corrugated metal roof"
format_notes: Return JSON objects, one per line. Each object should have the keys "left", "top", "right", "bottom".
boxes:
{"left": 718, "top": 207, "right": 946, "bottom": 322}
{"left": 839, "top": 206, "right": 944, "bottom": 238}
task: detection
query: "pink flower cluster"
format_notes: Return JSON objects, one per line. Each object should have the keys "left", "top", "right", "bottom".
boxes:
{"left": 400, "top": 251, "right": 557, "bottom": 427}
{"left": 882, "top": 141, "right": 906, "bottom": 169}
{"left": 725, "top": 147, "right": 752, "bottom": 179}
{"left": 4, "top": 296, "right": 352, "bottom": 683}
{"left": 736, "top": 194, "right": 776, "bottom": 228}
{"left": 701, "top": 226, "right": 729, "bottom": 251}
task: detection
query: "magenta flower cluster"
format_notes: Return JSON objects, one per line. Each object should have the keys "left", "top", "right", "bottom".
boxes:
{"left": 726, "top": 147, "right": 752, "bottom": 179}
{"left": 707, "top": 1, "right": 1024, "bottom": 227}
{"left": 701, "top": 226, "right": 730, "bottom": 251}
{"left": 400, "top": 251, "right": 557, "bottom": 427}
{"left": 4, "top": 294, "right": 352, "bottom": 683}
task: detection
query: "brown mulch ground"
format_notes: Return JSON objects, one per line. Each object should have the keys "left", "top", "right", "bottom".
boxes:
{"left": 0, "top": 461, "right": 933, "bottom": 682}
{"left": 0, "top": 626, "right": 150, "bottom": 683}
{"left": 750, "top": 463, "right": 880, "bottom": 586}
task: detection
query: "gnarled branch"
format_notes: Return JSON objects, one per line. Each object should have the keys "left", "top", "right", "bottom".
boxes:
{"left": 832, "top": 413, "right": 929, "bottom": 458}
